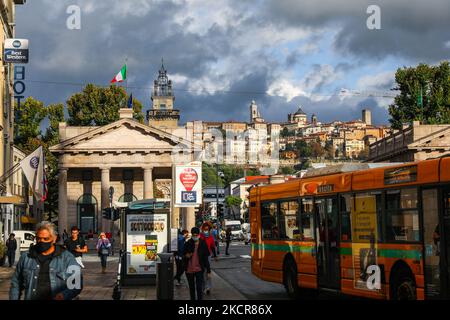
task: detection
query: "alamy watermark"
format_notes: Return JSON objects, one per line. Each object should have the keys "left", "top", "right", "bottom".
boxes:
{"left": 367, "top": 5, "right": 381, "bottom": 30}
{"left": 66, "top": 5, "right": 81, "bottom": 30}
{"left": 365, "top": 265, "right": 381, "bottom": 290}
{"left": 66, "top": 264, "right": 82, "bottom": 290}
{"left": 170, "top": 127, "right": 280, "bottom": 175}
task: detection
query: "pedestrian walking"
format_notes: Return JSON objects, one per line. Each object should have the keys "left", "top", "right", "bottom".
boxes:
{"left": 174, "top": 229, "right": 189, "bottom": 286}
{"left": 96, "top": 232, "right": 111, "bottom": 274}
{"left": 183, "top": 227, "right": 211, "bottom": 301}
{"left": 225, "top": 227, "right": 232, "bottom": 255}
{"left": 9, "top": 221, "right": 82, "bottom": 300}
{"left": 212, "top": 224, "right": 220, "bottom": 255}
{"left": 200, "top": 222, "right": 216, "bottom": 295}
{"left": 62, "top": 229, "right": 69, "bottom": 243}
{"left": 64, "top": 226, "right": 88, "bottom": 268}
{"left": 6, "top": 233, "right": 17, "bottom": 267}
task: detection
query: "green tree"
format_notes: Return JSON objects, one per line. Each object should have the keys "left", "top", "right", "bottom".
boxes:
{"left": 225, "top": 195, "right": 243, "bottom": 220}
{"left": 67, "top": 84, "right": 144, "bottom": 126}
{"left": 357, "top": 147, "right": 369, "bottom": 160}
{"left": 281, "top": 127, "right": 290, "bottom": 137}
{"left": 389, "top": 62, "right": 450, "bottom": 129}
{"left": 14, "top": 98, "right": 66, "bottom": 223}
{"left": 279, "top": 166, "right": 295, "bottom": 174}
{"left": 294, "top": 140, "right": 311, "bottom": 158}
{"left": 14, "top": 97, "right": 46, "bottom": 147}
{"left": 324, "top": 140, "right": 335, "bottom": 160}
{"left": 310, "top": 141, "right": 325, "bottom": 159}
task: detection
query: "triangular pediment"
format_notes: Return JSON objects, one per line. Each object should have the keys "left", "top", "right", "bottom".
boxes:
{"left": 50, "top": 119, "right": 197, "bottom": 153}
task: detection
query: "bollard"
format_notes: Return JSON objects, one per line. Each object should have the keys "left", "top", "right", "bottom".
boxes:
{"left": 156, "top": 253, "right": 174, "bottom": 300}
{"left": 112, "top": 249, "right": 124, "bottom": 300}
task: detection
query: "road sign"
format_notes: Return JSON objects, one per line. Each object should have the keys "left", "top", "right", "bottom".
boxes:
{"left": 4, "top": 39, "right": 29, "bottom": 64}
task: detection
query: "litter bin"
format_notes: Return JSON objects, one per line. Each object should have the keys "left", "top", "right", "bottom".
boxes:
{"left": 156, "top": 253, "right": 174, "bottom": 300}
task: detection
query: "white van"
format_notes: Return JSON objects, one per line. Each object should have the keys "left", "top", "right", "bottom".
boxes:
{"left": 224, "top": 220, "right": 244, "bottom": 241}
{"left": 12, "top": 230, "right": 36, "bottom": 252}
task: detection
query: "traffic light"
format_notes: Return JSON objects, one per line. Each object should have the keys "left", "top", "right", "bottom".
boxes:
{"left": 112, "top": 208, "right": 120, "bottom": 221}
{"left": 218, "top": 203, "right": 224, "bottom": 216}
{"left": 103, "top": 208, "right": 120, "bottom": 221}
{"left": 102, "top": 207, "right": 112, "bottom": 220}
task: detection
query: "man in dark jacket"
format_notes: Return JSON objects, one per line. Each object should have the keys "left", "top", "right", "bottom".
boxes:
{"left": 183, "top": 227, "right": 211, "bottom": 300}
{"left": 6, "top": 233, "right": 17, "bottom": 267}
{"left": 174, "top": 229, "right": 189, "bottom": 286}
{"left": 10, "top": 222, "right": 82, "bottom": 300}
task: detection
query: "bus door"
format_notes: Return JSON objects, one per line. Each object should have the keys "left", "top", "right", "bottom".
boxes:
{"left": 422, "top": 186, "right": 450, "bottom": 299}
{"left": 442, "top": 186, "right": 450, "bottom": 298}
{"left": 315, "top": 196, "right": 340, "bottom": 289}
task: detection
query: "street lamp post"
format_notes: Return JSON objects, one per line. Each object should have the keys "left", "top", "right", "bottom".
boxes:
{"left": 109, "top": 186, "right": 114, "bottom": 234}
{"left": 215, "top": 163, "right": 219, "bottom": 221}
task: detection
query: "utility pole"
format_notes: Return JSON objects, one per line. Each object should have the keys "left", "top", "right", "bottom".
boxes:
{"left": 215, "top": 163, "right": 219, "bottom": 221}
{"left": 109, "top": 186, "right": 114, "bottom": 234}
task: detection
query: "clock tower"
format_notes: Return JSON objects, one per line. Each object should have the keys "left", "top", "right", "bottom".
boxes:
{"left": 146, "top": 59, "right": 180, "bottom": 128}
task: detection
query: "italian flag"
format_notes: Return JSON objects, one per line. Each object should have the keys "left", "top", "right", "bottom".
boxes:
{"left": 111, "top": 64, "right": 127, "bottom": 83}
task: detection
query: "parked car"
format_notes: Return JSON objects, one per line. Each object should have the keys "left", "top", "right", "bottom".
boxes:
{"left": 12, "top": 230, "right": 36, "bottom": 252}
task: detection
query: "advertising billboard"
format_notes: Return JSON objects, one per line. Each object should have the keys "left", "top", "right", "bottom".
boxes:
{"left": 173, "top": 162, "right": 202, "bottom": 207}
{"left": 126, "top": 213, "right": 168, "bottom": 275}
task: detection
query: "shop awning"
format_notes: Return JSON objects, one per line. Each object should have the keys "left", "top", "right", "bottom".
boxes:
{"left": 21, "top": 216, "right": 38, "bottom": 224}
{"left": 0, "top": 195, "right": 26, "bottom": 204}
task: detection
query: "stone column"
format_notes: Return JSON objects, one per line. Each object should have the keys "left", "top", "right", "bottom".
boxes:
{"left": 185, "top": 207, "right": 196, "bottom": 231}
{"left": 143, "top": 167, "right": 154, "bottom": 199}
{"left": 172, "top": 207, "right": 180, "bottom": 229}
{"left": 58, "top": 168, "right": 68, "bottom": 234}
{"left": 100, "top": 167, "right": 110, "bottom": 232}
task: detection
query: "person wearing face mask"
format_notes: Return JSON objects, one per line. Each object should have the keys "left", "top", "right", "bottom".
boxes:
{"left": 183, "top": 227, "right": 211, "bottom": 300}
{"left": 199, "top": 222, "right": 216, "bottom": 295}
{"left": 9, "top": 221, "right": 82, "bottom": 300}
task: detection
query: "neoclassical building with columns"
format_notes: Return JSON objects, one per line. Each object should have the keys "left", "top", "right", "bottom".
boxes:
{"left": 50, "top": 64, "right": 199, "bottom": 234}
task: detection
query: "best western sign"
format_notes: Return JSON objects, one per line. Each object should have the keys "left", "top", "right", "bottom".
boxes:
{"left": 4, "top": 39, "right": 29, "bottom": 64}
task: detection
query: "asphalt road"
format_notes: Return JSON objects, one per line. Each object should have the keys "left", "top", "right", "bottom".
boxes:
{"left": 210, "top": 241, "right": 357, "bottom": 300}
{"left": 211, "top": 241, "right": 289, "bottom": 300}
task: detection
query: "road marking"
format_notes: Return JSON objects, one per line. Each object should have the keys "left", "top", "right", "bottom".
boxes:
{"left": 240, "top": 255, "right": 251, "bottom": 259}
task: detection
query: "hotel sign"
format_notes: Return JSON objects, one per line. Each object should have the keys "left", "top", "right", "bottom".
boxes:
{"left": 4, "top": 39, "right": 29, "bottom": 64}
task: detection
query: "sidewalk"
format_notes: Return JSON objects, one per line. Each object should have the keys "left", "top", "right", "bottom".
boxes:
{"left": 0, "top": 253, "right": 245, "bottom": 300}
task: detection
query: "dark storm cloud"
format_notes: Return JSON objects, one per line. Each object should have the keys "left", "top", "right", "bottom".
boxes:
{"left": 12, "top": 0, "right": 443, "bottom": 129}
{"left": 14, "top": 0, "right": 226, "bottom": 108}
{"left": 265, "top": 0, "right": 450, "bottom": 62}
{"left": 177, "top": 68, "right": 271, "bottom": 123}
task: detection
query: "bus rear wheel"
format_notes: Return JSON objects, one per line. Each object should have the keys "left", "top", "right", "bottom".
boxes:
{"left": 392, "top": 272, "right": 417, "bottom": 300}
{"left": 283, "top": 260, "right": 299, "bottom": 299}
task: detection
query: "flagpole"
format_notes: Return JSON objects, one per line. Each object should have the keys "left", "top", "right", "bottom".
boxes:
{"left": 125, "top": 57, "right": 128, "bottom": 106}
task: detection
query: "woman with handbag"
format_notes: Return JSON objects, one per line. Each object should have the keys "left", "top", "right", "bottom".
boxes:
{"left": 96, "top": 232, "right": 111, "bottom": 274}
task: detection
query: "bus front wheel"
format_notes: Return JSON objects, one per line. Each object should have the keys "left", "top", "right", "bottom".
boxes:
{"left": 283, "top": 260, "right": 299, "bottom": 299}
{"left": 391, "top": 271, "right": 417, "bottom": 300}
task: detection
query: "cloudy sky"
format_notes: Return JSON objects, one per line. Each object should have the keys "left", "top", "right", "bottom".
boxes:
{"left": 15, "top": 0, "right": 450, "bottom": 126}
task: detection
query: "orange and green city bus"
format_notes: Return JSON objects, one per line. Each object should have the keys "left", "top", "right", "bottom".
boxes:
{"left": 249, "top": 157, "right": 450, "bottom": 300}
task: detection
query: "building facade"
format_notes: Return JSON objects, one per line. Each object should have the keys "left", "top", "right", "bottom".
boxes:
{"left": 50, "top": 65, "right": 200, "bottom": 235}
{"left": 368, "top": 122, "right": 450, "bottom": 162}
{"left": 0, "top": 0, "right": 26, "bottom": 241}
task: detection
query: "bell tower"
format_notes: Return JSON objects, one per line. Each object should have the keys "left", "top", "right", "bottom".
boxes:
{"left": 146, "top": 59, "right": 180, "bottom": 128}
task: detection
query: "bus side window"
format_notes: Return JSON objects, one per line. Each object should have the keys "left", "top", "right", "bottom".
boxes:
{"left": 261, "top": 202, "right": 278, "bottom": 240}
{"left": 340, "top": 194, "right": 352, "bottom": 241}
{"left": 279, "top": 200, "right": 300, "bottom": 240}
{"left": 300, "top": 198, "right": 315, "bottom": 241}
{"left": 385, "top": 188, "right": 420, "bottom": 242}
